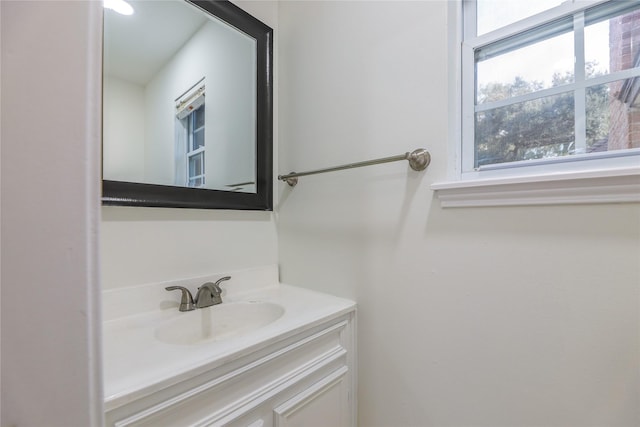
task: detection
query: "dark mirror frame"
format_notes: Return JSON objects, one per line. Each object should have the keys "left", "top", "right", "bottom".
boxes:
{"left": 102, "top": 0, "right": 273, "bottom": 210}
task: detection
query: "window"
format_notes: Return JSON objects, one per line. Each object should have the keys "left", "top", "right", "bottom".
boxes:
{"left": 175, "top": 82, "right": 205, "bottom": 188}
{"left": 186, "top": 104, "right": 205, "bottom": 188}
{"left": 461, "top": 0, "right": 640, "bottom": 178}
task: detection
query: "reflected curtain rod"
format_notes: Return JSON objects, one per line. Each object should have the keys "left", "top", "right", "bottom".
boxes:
{"left": 278, "top": 148, "right": 430, "bottom": 187}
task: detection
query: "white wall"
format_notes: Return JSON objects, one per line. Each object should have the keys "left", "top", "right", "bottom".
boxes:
{"left": 277, "top": 2, "right": 640, "bottom": 426}
{"left": 1, "top": 1, "right": 103, "bottom": 426}
{"left": 103, "top": 76, "right": 146, "bottom": 182}
{"left": 145, "top": 15, "right": 256, "bottom": 189}
{"left": 101, "top": 0, "right": 279, "bottom": 290}
{"left": 102, "top": 207, "right": 278, "bottom": 289}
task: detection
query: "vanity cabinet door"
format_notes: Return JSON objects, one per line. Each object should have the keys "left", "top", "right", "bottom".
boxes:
{"left": 272, "top": 366, "right": 351, "bottom": 427}
{"left": 223, "top": 365, "right": 351, "bottom": 427}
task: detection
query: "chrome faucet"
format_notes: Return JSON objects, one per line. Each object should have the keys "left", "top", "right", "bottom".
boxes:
{"left": 165, "top": 276, "right": 231, "bottom": 312}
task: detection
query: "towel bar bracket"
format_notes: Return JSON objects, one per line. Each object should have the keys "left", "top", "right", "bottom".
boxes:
{"left": 284, "top": 176, "right": 299, "bottom": 187}
{"left": 407, "top": 148, "right": 431, "bottom": 172}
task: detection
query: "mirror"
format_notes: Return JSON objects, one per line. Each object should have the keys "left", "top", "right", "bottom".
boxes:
{"left": 102, "top": 0, "right": 273, "bottom": 210}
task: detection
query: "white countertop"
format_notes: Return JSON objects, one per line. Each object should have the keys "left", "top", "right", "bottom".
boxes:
{"left": 103, "top": 274, "right": 356, "bottom": 411}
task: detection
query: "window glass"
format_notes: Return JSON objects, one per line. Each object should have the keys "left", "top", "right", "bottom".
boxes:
{"left": 188, "top": 105, "right": 205, "bottom": 151}
{"left": 584, "top": 20, "right": 611, "bottom": 76}
{"left": 476, "top": 31, "right": 574, "bottom": 104}
{"left": 184, "top": 103, "right": 205, "bottom": 187}
{"left": 475, "top": 92, "right": 574, "bottom": 167}
{"left": 189, "top": 177, "right": 203, "bottom": 187}
{"left": 189, "top": 152, "right": 204, "bottom": 177}
{"left": 477, "top": 0, "right": 563, "bottom": 35}
{"left": 193, "top": 129, "right": 205, "bottom": 150}
{"left": 586, "top": 79, "right": 640, "bottom": 153}
{"left": 194, "top": 104, "right": 205, "bottom": 129}
{"left": 585, "top": 8, "right": 640, "bottom": 77}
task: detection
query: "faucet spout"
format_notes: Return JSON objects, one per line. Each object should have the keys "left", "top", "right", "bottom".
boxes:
{"left": 195, "top": 276, "right": 231, "bottom": 309}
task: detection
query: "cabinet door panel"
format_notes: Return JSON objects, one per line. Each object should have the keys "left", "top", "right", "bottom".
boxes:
{"left": 273, "top": 367, "right": 350, "bottom": 427}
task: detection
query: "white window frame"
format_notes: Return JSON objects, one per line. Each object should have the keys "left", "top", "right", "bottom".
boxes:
{"left": 432, "top": 0, "right": 640, "bottom": 207}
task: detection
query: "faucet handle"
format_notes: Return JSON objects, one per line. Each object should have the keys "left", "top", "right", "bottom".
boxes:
{"left": 165, "top": 286, "right": 195, "bottom": 312}
{"left": 212, "top": 276, "right": 231, "bottom": 294}
{"left": 195, "top": 276, "right": 231, "bottom": 309}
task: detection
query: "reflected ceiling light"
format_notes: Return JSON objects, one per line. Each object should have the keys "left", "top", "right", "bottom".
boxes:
{"left": 104, "top": 0, "right": 134, "bottom": 16}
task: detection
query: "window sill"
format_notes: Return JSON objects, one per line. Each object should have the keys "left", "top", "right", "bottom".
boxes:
{"left": 431, "top": 167, "right": 640, "bottom": 208}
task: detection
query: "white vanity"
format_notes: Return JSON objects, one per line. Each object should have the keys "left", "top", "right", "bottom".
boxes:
{"left": 102, "top": 266, "right": 356, "bottom": 427}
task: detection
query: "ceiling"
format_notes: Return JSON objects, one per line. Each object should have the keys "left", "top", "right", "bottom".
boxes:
{"left": 103, "top": 0, "right": 208, "bottom": 86}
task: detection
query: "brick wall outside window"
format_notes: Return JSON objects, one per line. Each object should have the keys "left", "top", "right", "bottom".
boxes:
{"left": 608, "top": 9, "right": 640, "bottom": 150}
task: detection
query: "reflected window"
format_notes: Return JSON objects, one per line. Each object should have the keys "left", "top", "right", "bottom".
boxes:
{"left": 176, "top": 82, "right": 206, "bottom": 187}
{"left": 186, "top": 104, "right": 205, "bottom": 187}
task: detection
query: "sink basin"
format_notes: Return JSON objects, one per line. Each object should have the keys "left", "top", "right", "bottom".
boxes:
{"left": 154, "top": 301, "right": 284, "bottom": 345}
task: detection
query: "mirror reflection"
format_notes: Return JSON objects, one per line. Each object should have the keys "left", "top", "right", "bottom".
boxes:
{"left": 103, "top": 0, "right": 258, "bottom": 193}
